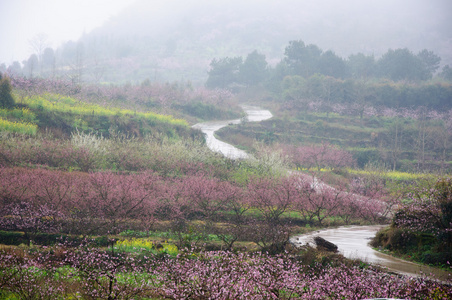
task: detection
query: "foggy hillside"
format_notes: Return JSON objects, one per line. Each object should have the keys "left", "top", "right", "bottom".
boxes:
{"left": 34, "top": 0, "right": 452, "bottom": 83}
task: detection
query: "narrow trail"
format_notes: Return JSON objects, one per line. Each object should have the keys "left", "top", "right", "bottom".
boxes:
{"left": 193, "top": 105, "right": 451, "bottom": 282}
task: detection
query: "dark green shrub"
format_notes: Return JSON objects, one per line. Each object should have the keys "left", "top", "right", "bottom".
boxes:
{"left": 0, "top": 73, "right": 15, "bottom": 109}
{"left": 422, "top": 251, "right": 452, "bottom": 265}
{"left": 386, "top": 228, "right": 417, "bottom": 251}
{"left": 0, "top": 231, "right": 26, "bottom": 245}
{"left": 0, "top": 230, "right": 111, "bottom": 247}
{"left": 353, "top": 149, "right": 381, "bottom": 168}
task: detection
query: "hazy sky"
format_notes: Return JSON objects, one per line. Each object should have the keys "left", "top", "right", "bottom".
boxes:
{"left": 0, "top": 0, "right": 135, "bottom": 64}
{"left": 1, "top": 0, "right": 451, "bottom": 68}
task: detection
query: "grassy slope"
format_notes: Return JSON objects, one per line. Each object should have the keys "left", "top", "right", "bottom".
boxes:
{"left": 217, "top": 105, "right": 452, "bottom": 172}
{"left": 1, "top": 93, "right": 205, "bottom": 142}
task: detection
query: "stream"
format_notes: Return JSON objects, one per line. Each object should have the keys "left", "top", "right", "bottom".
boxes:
{"left": 192, "top": 105, "right": 273, "bottom": 159}
{"left": 290, "top": 225, "right": 450, "bottom": 281}
{"left": 192, "top": 105, "right": 451, "bottom": 282}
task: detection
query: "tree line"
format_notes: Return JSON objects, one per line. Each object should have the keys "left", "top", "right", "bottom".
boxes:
{"left": 206, "top": 40, "right": 452, "bottom": 110}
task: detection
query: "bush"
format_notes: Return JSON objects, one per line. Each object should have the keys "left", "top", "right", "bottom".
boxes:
{"left": 0, "top": 230, "right": 25, "bottom": 245}
{"left": 0, "top": 73, "right": 15, "bottom": 109}
{"left": 422, "top": 251, "right": 452, "bottom": 265}
{"left": 0, "top": 230, "right": 112, "bottom": 247}
{"left": 353, "top": 148, "right": 381, "bottom": 168}
{"left": 371, "top": 227, "right": 418, "bottom": 252}
{"left": 386, "top": 228, "right": 418, "bottom": 251}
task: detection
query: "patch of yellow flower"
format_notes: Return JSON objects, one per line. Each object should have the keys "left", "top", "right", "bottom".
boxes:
{"left": 347, "top": 168, "right": 433, "bottom": 181}
{"left": 115, "top": 238, "right": 155, "bottom": 251}
{"left": 0, "top": 117, "right": 37, "bottom": 135}
{"left": 23, "top": 94, "right": 188, "bottom": 127}
{"left": 0, "top": 107, "right": 37, "bottom": 123}
{"left": 115, "top": 238, "right": 178, "bottom": 255}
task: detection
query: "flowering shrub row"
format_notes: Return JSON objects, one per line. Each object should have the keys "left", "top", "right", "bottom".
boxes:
{"left": 0, "top": 133, "right": 224, "bottom": 174}
{"left": 9, "top": 75, "right": 238, "bottom": 120}
{"left": 0, "top": 167, "right": 395, "bottom": 243}
{"left": 0, "top": 246, "right": 450, "bottom": 299}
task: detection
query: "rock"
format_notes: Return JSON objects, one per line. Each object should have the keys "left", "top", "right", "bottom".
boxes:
{"left": 313, "top": 236, "right": 338, "bottom": 252}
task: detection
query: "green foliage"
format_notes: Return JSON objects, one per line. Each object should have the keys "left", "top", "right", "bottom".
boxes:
{"left": 0, "top": 107, "right": 37, "bottom": 123}
{"left": 0, "top": 131, "right": 232, "bottom": 176}
{"left": 372, "top": 226, "right": 452, "bottom": 267}
{"left": 0, "top": 73, "right": 15, "bottom": 109}
{"left": 239, "top": 50, "right": 268, "bottom": 86}
{"left": 417, "top": 49, "right": 441, "bottom": 75}
{"left": 352, "top": 148, "right": 381, "bottom": 168}
{"left": 0, "top": 231, "right": 111, "bottom": 247}
{"left": 318, "top": 50, "right": 348, "bottom": 79}
{"left": 0, "top": 231, "right": 25, "bottom": 245}
{"left": 284, "top": 40, "right": 322, "bottom": 77}
{"left": 0, "top": 106, "right": 38, "bottom": 135}
{"left": 280, "top": 74, "right": 452, "bottom": 110}
{"left": 372, "top": 178, "right": 452, "bottom": 267}
{"left": 377, "top": 48, "right": 431, "bottom": 81}
{"left": 440, "top": 65, "right": 452, "bottom": 81}
{"left": 348, "top": 53, "right": 376, "bottom": 79}
{"left": 206, "top": 56, "right": 243, "bottom": 89}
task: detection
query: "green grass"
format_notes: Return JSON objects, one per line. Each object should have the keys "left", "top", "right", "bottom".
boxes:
{"left": 219, "top": 108, "right": 452, "bottom": 173}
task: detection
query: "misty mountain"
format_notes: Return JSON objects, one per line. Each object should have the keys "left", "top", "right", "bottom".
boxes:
{"left": 59, "top": 0, "right": 452, "bottom": 84}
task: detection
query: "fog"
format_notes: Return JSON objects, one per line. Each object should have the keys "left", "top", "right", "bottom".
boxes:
{"left": 1, "top": 0, "right": 451, "bottom": 82}
{"left": 100, "top": 0, "right": 451, "bottom": 59}
{"left": 0, "top": 0, "right": 132, "bottom": 63}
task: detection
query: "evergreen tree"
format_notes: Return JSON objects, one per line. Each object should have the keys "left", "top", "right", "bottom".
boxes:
{"left": 377, "top": 48, "right": 430, "bottom": 81}
{"left": 206, "top": 57, "right": 243, "bottom": 89}
{"left": 439, "top": 65, "right": 452, "bottom": 81}
{"left": 284, "top": 40, "right": 322, "bottom": 77}
{"left": 239, "top": 50, "right": 268, "bottom": 86}
{"left": 0, "top": 73, "right": 15, "bottom": 109}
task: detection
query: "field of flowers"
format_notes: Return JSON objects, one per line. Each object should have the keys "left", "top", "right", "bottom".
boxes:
{"left": 1, "top": 77, "right": 451, "bottom": 299}
{"left": 0, "top": 245, "right": 450, "bottom": 299}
